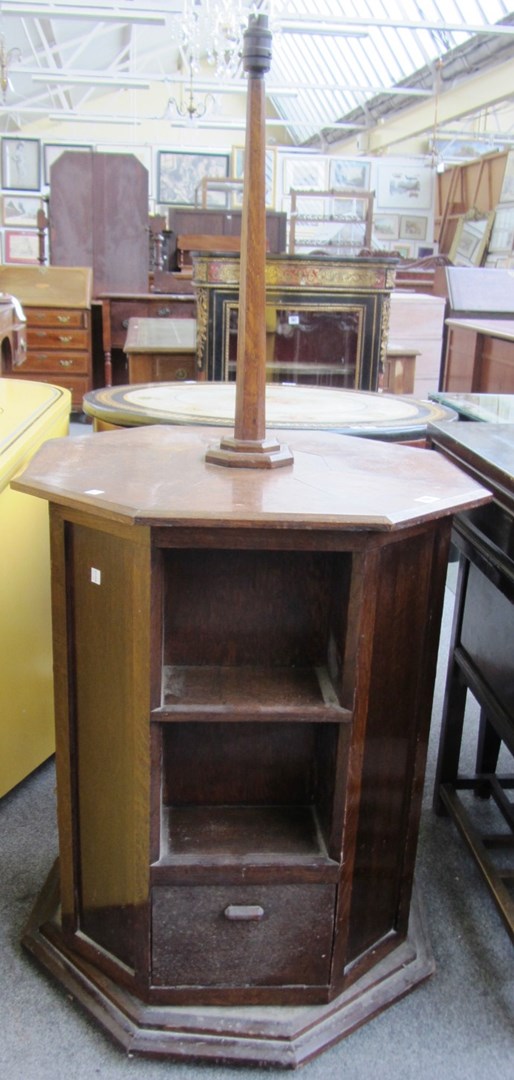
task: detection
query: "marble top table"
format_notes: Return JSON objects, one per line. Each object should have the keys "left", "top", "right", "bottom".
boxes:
{"left": 83, "top": 382, "right": 456, "bottom": 443}
{"left": 430, "top": 391, "right": 514, "bottom": 423}
{"left": 124, "top": 317, "right": 197, "bottom": 353}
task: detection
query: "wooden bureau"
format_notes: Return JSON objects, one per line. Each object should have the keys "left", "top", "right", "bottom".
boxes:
{"left": 0, "top": 266, "right": 93, "bottom": 412}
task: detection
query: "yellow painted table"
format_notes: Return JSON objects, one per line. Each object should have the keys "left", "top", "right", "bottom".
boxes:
{"left": 0, "top": 378, "right": 71, "bottom": 796}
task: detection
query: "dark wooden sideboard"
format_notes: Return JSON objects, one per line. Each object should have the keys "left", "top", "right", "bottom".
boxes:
{"left": 15, "top": 424, "right": 488, "bottom": 1067}
{"left": 429, "top": 420, "right": 514, "bottom": 941}
{"left": 98, "top": 292, "right": 196, "bottom": 385}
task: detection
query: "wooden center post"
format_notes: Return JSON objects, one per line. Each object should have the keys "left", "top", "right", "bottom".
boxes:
{"left": 205, "top": 14, "right": 293, "bottom": 468}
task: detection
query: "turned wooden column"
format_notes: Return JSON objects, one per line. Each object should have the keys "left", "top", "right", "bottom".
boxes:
{"left": 205, "top": 14, "right": 293, "bottom": 469}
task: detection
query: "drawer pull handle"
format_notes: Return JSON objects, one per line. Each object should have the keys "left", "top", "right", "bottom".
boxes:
{"left": 59, "top": 359, "right": 73, "bottom": 367}
{"left": 224, "top": 905, "right": 264, "bottom": 922}
{"left": 58, "top": 335, "right": 73, "bottom": 343}
{"left": 157, "top": 306, "right": 171, "bottom": 317}
{"left": 121, "top": 318, "right": 130, "bottom": 329}
{"left": 174, "top": 367, "right": 187, "bottom": 381}
{"left": 57, "top": 315, "right": 71, "bottom": 323}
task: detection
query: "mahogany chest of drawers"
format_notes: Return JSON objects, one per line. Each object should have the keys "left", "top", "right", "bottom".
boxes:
{"left": 0, "top": 266, "right": 93, "bottom": 412}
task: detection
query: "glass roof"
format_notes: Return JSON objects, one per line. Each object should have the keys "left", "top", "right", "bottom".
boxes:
{"left": 266, "top": 0, "right": 513, "bottom": 143}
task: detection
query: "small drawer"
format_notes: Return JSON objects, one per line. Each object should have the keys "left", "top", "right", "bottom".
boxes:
{"left": 109, "top": 302, "right": 150, "bottom": 344}
{"left": 27, "top": 327, "right": 90, "bottom": 350}
{"left": 152, "top": 883, "right": 335, "bottom": 989}
{"left": 27, "top": 307, "right": 87, "bottom": 329}
{"left": 25, "top": 349, "right": 90, "bottom": 373}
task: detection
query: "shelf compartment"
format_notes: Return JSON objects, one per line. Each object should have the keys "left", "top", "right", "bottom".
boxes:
{"left": 157, "top": 719, "right": 346, "bottom": 866}
{"left": 160, "top": 804, "right": 333, "bottom": 862}
{"left": 155, "top": 663, "right": 351, "bottom": 722}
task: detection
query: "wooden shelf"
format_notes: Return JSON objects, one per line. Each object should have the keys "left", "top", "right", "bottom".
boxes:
{"left": 154, "top": 664, "right": 349, "bottom": 722}
{"left": 157, "top": 804, "right": 337, "bottom": 865}
{"left": 288, "top": 188, "right": 374, "bottom": 255}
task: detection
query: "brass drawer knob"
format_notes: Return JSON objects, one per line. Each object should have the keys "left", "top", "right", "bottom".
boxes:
{"left": 224, "top": 905, "right": 264, "bottom": 922}
{"left": 57, "top": 314, "right": 71, "bottom": 323}
{"left": 58, "top": 335, "right": 73, "bottom": 343}
{"left": 59, "top": 358, "right": 73, "bottom": 367}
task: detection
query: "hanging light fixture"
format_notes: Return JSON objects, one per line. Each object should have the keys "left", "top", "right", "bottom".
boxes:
{"left": 167, "top": 52, "right": 215, "bottom": 124}
{"left": 0, "top": 34, "right": 20, "bottom": 102}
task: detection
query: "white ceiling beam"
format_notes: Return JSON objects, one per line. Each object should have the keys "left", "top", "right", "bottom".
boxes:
{"left": 0, "top": 3, "right": 170, "bottom": 23}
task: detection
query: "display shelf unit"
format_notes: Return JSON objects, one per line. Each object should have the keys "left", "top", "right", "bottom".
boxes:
{"left": 15, "top": 423, "right": 489, "bottom": 1065}
{"left": 288, "top": 189, "right": 374, "bottom": 255}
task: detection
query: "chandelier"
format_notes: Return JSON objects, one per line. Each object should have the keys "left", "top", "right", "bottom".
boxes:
{"left": 181, "top": 0, "right": 257, "bottom": 78}
{"left": 167, "top": 53, "right": 215, "bottom": 125}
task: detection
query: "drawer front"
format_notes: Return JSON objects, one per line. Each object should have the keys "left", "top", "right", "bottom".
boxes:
{"left": 152, "top": 883, "right": 335, "bottom": 988}
{"left": 128, "top": 353, "right": 196, "bottom": 384}
{"left": 27, "top": 307, "right": 87, "bottom": 329}
{"left": 146, "top": 298, "right": 195, "bottom": 319}
{"left": 25, "top": 349, "right": 90, "bottom": 374}
{"left": 109, "top": 302, "right": 150, "bottom": 345}
{"left": 27, "top": 327, "right": 89, "bottom": 350}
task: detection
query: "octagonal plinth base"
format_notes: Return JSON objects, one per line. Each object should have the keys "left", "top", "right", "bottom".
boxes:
{"left": 22, "top": 862, "right": 435, "bottom": 1070}
{"left": 205, "top": 434, "right": 294, "bottom": 469}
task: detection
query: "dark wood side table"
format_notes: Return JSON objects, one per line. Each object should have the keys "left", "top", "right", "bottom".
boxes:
{"left": 123, "top": 317, "right": 198, "bottom": 383}
{"left": 428, "top": 420, "right": 514, "bottom": 942}
{"left": 14, "top": 424, "right": 488, "bottom": 1067}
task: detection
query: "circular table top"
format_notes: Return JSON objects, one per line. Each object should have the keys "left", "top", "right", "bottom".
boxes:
{"left": 83, "top": 382, "right": 456, "bottom": 442}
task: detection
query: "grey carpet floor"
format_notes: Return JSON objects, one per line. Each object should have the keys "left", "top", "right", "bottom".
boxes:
{"left": 1, "top": 582, "right": 513, "bottom": 1080}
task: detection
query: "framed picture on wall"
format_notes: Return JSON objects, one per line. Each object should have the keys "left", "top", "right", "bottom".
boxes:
{"left": 43, "top": 143, "right": 92, "bottom": 184}
{"left": 399, "top": 215, "right": 428, "bottom": 241}
{"left": 282, "top": 155, "right": 327, "bottom": 195}
{"left": 1, "top": 138, "right": 41, "bottom": 191}
{"left": 329, "top": 159, "right": 370, "bottom": 191}
{"left": 4, "top": 229, "right": 39, "bottom": 264}
{"left": 377, "top": 163, "right": 433, "bottom": 210}
{"left": 2, "top": 194, "right": 41, "bottom": 227}
{"left": 373, "top": 213, "right": 400, "bottom": 241}
{"left": 232, "top": 146, "right": 276, "bottom": 207}
{"left": 157, "top": 151, "right": 229, "bottom": 205}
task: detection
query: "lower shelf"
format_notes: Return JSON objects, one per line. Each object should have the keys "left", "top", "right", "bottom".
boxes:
{"left": 159, "top": 803, "right": 334, "bottom": 864}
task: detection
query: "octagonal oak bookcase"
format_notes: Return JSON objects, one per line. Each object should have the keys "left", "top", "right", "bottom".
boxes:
{"left": 14, "top": 422, "right": 489, "bottom": 1068}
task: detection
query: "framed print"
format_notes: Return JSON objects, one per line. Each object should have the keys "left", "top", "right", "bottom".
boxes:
{"left": 487, "top": 204, "right": 514, "bottom": 253}
{"left": 44, "top": 143, "right": 92, "bottom": 184}
{"left": 2, "top": 138, "right": 41, "bottom": 191}
{"left": 373, "top": 213, "right": 399, "bottom": 241}
{"left": 232, "top": 145, "right": 276, "bottom": 207}
{"left": 499, "top": 151, "right": 514, "bottom": 203}
{"left": 2, "top": 194, "right": 41, "bottom": 227}
{"left": 4, "top": 229, "right": 39, "bottom": 264}
{"left": 449, "top": 210, "right": 495, "bottom": 267}
{"left": 377, "top": 162, "right": 433, "bottom": 210}
{"left": 282, "top": 155, "right": 327, "bottom": 195}
{"left": 157, "top": 151, "right": 229, "bottom": 205}
{"left": 399, "top": 215, "right": 427, "bottom": 241}
{"left": 393, "top": 243, "right": 412, "bottom": 259}
{"left": 329, "top": 159, "right": 370, "bottom": 191}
